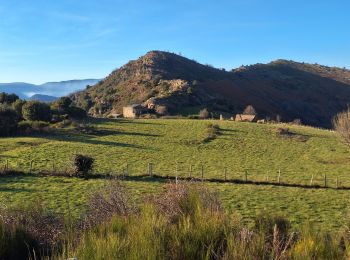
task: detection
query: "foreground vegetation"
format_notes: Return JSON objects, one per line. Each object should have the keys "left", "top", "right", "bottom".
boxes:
{"left": 1, "top": 118, "right": 350, "bottom": 231}
{"left": 1, "top": 182, "right": 350, "bottom": 259}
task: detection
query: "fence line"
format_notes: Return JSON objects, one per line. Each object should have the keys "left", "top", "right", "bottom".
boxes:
{"left": 0, "top": 158, "right": 348, "bottom": 190}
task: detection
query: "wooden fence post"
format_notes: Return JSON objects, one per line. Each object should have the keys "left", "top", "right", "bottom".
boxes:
{"left": 324, "top": 173, "right": 327, "bottom": 188}
{"left": 148, "top": 163, "right": 153, "bottom": 177}
{"left": 201, "top": 165, "right": 204, "bottom": 181}
{"left": 336, "top": 177, "right": 339, "bottom": 189}
{"left": 176, "top": 162, "right": 179, "bottom": 178}
{"left": 224, "top": 167, "right": 227, "bottom": 181}
{"left": 125, "top": 163, "right": 129, "bottom": 176}
{"left": 30, "top": 160, "right": 33, "bottom": 174}
{"left": 277, "top": 169, "right": 281, "bottom": 184}
{"left": 310, "top": 174, "right": 314, "bottom": 186}
{"left": 245, "top": 170, "right": 248, "bottom": 182}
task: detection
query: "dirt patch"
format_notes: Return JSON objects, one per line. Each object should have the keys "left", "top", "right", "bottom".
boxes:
{"left": 274, "top": 127, "right": 309, "bottom": 142}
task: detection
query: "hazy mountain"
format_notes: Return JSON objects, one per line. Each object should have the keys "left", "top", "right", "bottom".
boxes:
{"left": 0, "top": 79, "right": 101, "bottom": 99}
{"left": 29, "top": 94, "right": 58, "bottom": 102}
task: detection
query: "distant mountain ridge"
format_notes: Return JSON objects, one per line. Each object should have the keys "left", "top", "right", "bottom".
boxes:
{"left": 71, "top": 51, "right": 350, "bottom": 128}
{"left": 0, "top": 79, "right": 101, "bottom": 99}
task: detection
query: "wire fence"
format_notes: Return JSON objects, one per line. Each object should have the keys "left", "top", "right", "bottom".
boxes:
{"left": 0, "top": 158, "right": 348, "bottom": 190}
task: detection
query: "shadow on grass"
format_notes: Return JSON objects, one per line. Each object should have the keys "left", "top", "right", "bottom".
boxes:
{"left": 91, "top": 118, "right": 165, "bottom": 126}
{"left": 2, "top": 171, "right": 348, "bottom": 191}
{"left": 88, "top": 129, "right": 161, "bottom": 137}
{"left": 0, "top": 187, "right": 34, "bottom": 192}
{"left": 37, "top": 132, "right": 153, "bottom": 150}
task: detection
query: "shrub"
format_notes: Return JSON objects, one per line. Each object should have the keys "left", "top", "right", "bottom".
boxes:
{"left": 72, "top": 154, "right": 94, "bottom": 178}
{"left": 199, "top": 108, "right": 209, "bottom": 119}
{"left": 56, "top": 97, "right": 72, "bottom": 113}
{"left": 0, "top": 219, "right": 39, "bottom": 259}
{"left": 203, "top": 123, "right": 220, "bottom": 143}
{"left": 82, "top": 181, "right": 135, "bottom": 228}
{"left": 0, "top": 105, "right": 19, "bottom": 136}
{"left": 67, "top": 106, "right": 87, "bottom": 119}
{"left": 333, "top": 108, "right": 350, "bottom": 145}
{"left": 17, "top": 121, "right": 50, "bottom": 134}
{"left": 22, "top": 101, "right": 52, "bottom": 122}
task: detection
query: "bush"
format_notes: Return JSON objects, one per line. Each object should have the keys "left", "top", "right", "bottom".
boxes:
{"left": 333, "top": 108, "right": 350, "bottom": 145}
{"left": 73, "top": 154, "right": 94, "bottom": 178}
{"left": 0, "top": 105, "right": 19, "bottom": 136}
{"left": 0, "top": 203, "right": 64, "bottom": 259}
{"left": 22, "top": 101, "right": 52, "bottom": 122}
{"left": 67, "top": 106, "right": 87, "bottom": 119}
{"left": 83, "top": 181, "right": 135, "bottom": 228}
{"left": 17, "top": 121, "right": 50, "bottom": 134}
{"left": 56, "top": 97, "right": 72, "bottom": 113}
{"left": 203, "top": 123, "right": 220, "bottom": 143}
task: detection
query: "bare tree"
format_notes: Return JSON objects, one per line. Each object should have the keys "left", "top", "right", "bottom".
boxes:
{"left": 243, "top": 105, "right": 256, "bottom": 115}
{"left": 199, "top": 108, "right": 209, "bottom": 119}
{"left": 333, "top": 107, "right": 350, "bottom": 145}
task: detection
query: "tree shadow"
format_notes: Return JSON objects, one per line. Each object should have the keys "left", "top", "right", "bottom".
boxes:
{"left": 90, "top": 129, "right": 161, "bottom": 137}
{"left": 0, "top": 186, "right": 34, "bottom": 192}
{"left": 41, "top": 132, "right": 153, "bottom": 150}
{"left": 91, "top": 118, "right": 165, "bottom": 125}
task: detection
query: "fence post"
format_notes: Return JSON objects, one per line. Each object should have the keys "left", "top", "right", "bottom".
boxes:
{"left": 30, "top": 160, "right": 33, "bottom": 174}
{"left": 245, "top": 170, "right": 248, "bottom": 182}
{"left": 310, "top": 174, "right": 314, "bottom": 186}
{"left": 176, "top": 162, "right": 179, "bottom": 178}
{"left": 125, "top": 163, "right": 129, "bottom": 176}
{"left": 148, "top": 163, "right": 153, "bottom": 177}
{"left": 52, "top": 161, "right": 56, "bottom": 173}
{"left": 201, "top": 165, "right": 204, "bottom": 181}
{"left": 336, "top": 177, "right": 339, "bottom": 189}
{"left": 224, "top": 167, "right": 227, "bottom": 181}
{"left": 6, "top": 159, "right": 9, "bottom": 171}
{"left": 324, "top": 173, "right": 327, "bottom": 188}
{"left": 277, "top": 169, "right": 281, "bottom": 184}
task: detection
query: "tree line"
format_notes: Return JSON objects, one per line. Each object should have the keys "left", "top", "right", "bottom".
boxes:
{"left": 0, "top": 92, "right": 87, "bottom": 136}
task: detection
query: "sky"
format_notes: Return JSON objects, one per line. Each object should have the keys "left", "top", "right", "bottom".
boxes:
{"left": 0, "top": 0, "right": 349, "bottom": 84}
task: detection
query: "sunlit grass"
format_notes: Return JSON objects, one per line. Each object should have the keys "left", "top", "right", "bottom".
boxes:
{"left": 0, "top": 119, "right": 350, "bottom": 230}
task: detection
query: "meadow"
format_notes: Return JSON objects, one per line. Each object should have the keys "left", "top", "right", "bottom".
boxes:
{"left": 1, "top": 118, "right": 350, "bottom": 231}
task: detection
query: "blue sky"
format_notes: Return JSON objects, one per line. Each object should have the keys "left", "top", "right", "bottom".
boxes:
{"left": 0, "top": 0, "right": 349, "bottom": 84}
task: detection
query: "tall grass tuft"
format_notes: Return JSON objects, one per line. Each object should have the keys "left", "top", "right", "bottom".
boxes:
{"left": 0, "top": 181, "right": 349, "bottom": 259}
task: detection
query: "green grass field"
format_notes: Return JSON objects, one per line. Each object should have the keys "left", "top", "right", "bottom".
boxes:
{"left": 1, "top": 119, "right": 350, "bottom": 231}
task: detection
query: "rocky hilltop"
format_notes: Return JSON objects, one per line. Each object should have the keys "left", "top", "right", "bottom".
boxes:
{"left": 72, "top": 51, "right": 350, "bottom": 128}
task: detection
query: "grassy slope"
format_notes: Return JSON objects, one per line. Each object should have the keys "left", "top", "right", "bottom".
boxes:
{"left": 0, "top": 119, "right": 350, "bottom": 230}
